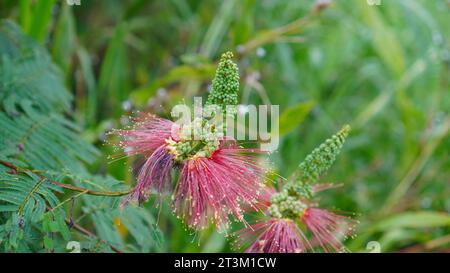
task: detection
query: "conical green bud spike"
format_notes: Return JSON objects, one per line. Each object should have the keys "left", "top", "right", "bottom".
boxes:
{"left": 296, "top": 125, "right": 351, "bottom": 184}
{"left": 206, "top": 51, "right": 239, "bottom": 113}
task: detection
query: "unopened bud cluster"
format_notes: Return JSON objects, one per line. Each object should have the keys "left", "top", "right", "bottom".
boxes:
{"left": 269, "top": 125, "right": 351, "bottom": 221}
{"left": 298, "top": 125, "right": 350, "bottom": 183}
{"left": 285, "top": 181, "right": 313, "bottom": 199}
{"left": 166, "top": 118, "right": 222, "bottom": 161}
{"left": 206, "top": 51, "right": 239, "bottom": 115}
{"left": 269, "top": 191, "right": 306, "bottom": 219}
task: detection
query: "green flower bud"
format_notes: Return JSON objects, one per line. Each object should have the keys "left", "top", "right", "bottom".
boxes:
{"left": 297, "top": 125, "right": 350, "bottom": 184}
{"left": 206, "top": 51, "right": 239, "bottom": 115}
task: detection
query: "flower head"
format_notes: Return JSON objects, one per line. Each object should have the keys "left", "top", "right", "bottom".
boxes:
{"left": 302, "top": 208, "right": 356, "bottom": 253}
{"left": 248, "top": 185, "right": 277, "bottom": 212}
{"left": 235, "top": 190, "right": 356, "bottom": 253}
{"left": 114, "top": 114, "right": 177, "bottom": 204}
{"left": 114, "top": 115, "right": 265, "bottom": 230}
{"left": 235, "top": 218, "right": 310, "bottom": 253}
{"left": 113, "top": 51, "right": 267, "bottom": 231}
{"left": 233, "top": 124, "right": 356, "bottom": 252}
{"left": 116, "top": 114, "right": 177, "bottom": 157}
{"left": 173, "top": 140, "right": 265, "bottom": 230}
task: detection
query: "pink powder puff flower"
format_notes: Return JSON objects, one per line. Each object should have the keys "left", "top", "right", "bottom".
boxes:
{"left": 114, "top": 114, "right": 266, "bottom": 230}
{"left": 253, "top": 185, "right": 277, "bottom": 211}
{"left": 241, "top": 185, "right": 276, "bottom": 212}
{"left": 301, "top": 208, "right": 356, "bottom": 253}
{"left": 117, "top": 114, "right": 178, "bottom": 156}
{"left": 173, "top": 140, "right": 265, "bottom": 230}
{"left": 234, "top": 187, "right": 356, "bottom": 253}
{"left": 235, "top": 218, "right": 311, "bottom": 253}
{"left": 114, "top": 114, "right": 179, "bottom": 204}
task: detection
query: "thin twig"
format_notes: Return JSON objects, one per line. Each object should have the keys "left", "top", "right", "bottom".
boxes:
{"left": 48, "top": 190, "right": 89, "bottom": 213}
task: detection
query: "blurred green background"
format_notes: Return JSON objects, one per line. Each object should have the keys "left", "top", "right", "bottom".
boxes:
{"left": 0, "top": 0, "right": 449, "bottom": 252}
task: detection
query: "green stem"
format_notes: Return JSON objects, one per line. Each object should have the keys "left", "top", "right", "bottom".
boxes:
{"left": 48, "top": 190, "right": 88, "bottom": 212}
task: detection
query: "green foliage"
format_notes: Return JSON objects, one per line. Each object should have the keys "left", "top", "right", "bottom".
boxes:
{"left": 97, "top": 22, "right": 130, "bottom": 118}
{"left": 18, "top": 0, "right": 57, "bottom": 44}
{"left": 0, "top": 20, "right": 162, "bottom": 253}
{"left": 278, "top": 100, "right": 315, "bottom": 136}
{"left": 42, "top": 210, "right": 71, "bottom": 251}
{"left": 372, "top": 211, "right": 450, "bottom": 231}
{"left": 0, "top": 170, "right": 61, "bottom": 219}
{"left": 0, "top": 21, "right": 71, "bottom": 115}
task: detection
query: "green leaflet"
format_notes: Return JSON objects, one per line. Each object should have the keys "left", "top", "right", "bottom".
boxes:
{"left": 278, "top": 100, "right": 315, "bottom": 136}
{"left": 372, "top": 211, "right": 450, "bottom": 231}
